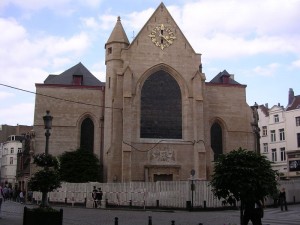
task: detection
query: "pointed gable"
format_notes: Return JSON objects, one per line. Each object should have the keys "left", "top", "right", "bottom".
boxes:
{"left": 106, "top": 16, "right": 129, "bottom": 46}
{"left": 44, "top": 62, "right": 104, "bottom": 86}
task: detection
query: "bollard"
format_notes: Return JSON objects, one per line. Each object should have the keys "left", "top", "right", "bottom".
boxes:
{"left": 156, "top": 199, "right": 159, "bottom": 208}
{"left": 129, "top": 200, "right": 132, "bottom": 207}
{"left": 203, "top": 200, "right": 206, "bottom": 209}
{"left": 114, "top": 217, "right": 118, "bottom": 225}
{"left": 148, "top": 216, "right": 152, "bottom": 225}
{"left": 171, "top": 220, "right": 175, "bottom": 225}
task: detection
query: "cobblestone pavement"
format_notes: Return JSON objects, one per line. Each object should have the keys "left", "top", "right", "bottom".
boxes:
{"left": 1, "top": 200, "right": 300, "bottom": 225}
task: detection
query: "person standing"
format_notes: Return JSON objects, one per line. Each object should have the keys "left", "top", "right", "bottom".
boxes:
{"left": 92, "top": 186, "right": 97, "bottom": 208}
{"left": 279, "top": 187, "right": 288, "bottom": 211}
{"left": 243, "top": 200, "right": 263, "bottom": 225}
{"left": 0, "top": 185, "right": 4, "bottom": 218}
{"left": 96, "top": 188, "right": 103, "bottom": 207}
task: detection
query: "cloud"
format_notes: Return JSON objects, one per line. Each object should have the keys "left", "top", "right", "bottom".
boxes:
{"left": 0, "top": 0, "right": 103, "bottom": 12}
{"left": 253, "top": 63, "right": 280, "bottom": 77}
{"left": 0, "top": 17, "right": 91, "bottom": 91}
{"left": 0, "top": 102, "right": 34, "bottom": 126}
{"left": 291, "top": 59, "right": 300, "bottom": 68}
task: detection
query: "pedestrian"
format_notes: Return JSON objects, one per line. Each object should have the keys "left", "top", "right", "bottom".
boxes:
{"left": 19, "top": 190, "right": 24, "bottom": 204}
{"left": 0, "top": 185, "right": 4, "bottom": 218}
{"left": 279, "top": 187, "right": 288, "bottom": 211}
{"left": 96, "top": 188, "right": 103, "bottom": 207}
{"left": 92, "top": 186, "right": 98, "bottom": 208}
{"left": 243, "top": 200, "right": 263, "bottom": 225}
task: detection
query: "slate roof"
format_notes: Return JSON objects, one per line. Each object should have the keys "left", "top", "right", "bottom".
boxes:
{"left": 44, "top": 62, "right": 104, "bottom": 86}
{"left": 286, "top": 95, "right": 300, "bottom": 111}
{"left": 209, "top": 70, "right": 241, "bottom": 85}
{"left": 259, "top": 104, "right": 269, "bottom": 116}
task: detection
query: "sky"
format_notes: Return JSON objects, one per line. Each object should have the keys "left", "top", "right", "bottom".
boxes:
{"left": 0, "top": 0, "right": 300, "bottom": 126}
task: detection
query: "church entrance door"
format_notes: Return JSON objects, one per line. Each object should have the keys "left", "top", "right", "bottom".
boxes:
{"left": 154, "top": 174, "right": 173, "bottom": 181}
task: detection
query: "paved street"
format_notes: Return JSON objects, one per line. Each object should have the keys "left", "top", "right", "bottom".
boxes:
{"left": 1, "top": 200, "right": 300, "bottom": 225}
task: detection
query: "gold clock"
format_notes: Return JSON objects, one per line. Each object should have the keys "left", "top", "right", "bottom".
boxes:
{"left": 148, "top": 24, "right": 176, "bottom": 50}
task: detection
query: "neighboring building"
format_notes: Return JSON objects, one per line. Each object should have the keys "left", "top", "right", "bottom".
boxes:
{"left": 1, "top": 135, "right": 23, "bottom": 185}
{"left": 258, "top": 88, "right": 300, "bottom": 178}
{"left": 33, "top": 3, "right": 255, "bottom": 182}
{"left": 0, "top": 125, "right": 33, "bottom": 185}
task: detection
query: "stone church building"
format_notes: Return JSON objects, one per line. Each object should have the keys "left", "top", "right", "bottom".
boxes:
{"left": 33, "top": 3, "right": 255, "bottom": 182}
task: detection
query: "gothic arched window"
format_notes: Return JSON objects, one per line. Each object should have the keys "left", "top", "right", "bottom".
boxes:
{"left": 211, "top": 122, "right": 223, "bottom": 160}
{"left": 140, "top": 70, "right": 182, "bottom": 139}
{"left": 80, "top": 117, "right": 94, "bottom": 152}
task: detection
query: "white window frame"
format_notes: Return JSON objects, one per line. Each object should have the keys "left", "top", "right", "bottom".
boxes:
{"left": 262, "top": 126, "right": 267, "bottom": 136}
{"left": 271, "top": 130, "right": 276, "bottom": 142}
{"left": 279, "top": 128, "right": 285, "bottom": 141}
{"left": 280, "top": 147, "right": 286, "bottom": 161}
{"left": 274, "top": 114, "right": 279, "bottom": 123}
{"left": 263, "top": 143, "right": 268, "bottom": 153}
{"left": 272, "top": 149, "right": 277, "bottom": 162}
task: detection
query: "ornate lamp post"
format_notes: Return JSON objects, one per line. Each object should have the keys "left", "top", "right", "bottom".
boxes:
{"left": 43, "top": 110, "right": 53, "bottom": 156}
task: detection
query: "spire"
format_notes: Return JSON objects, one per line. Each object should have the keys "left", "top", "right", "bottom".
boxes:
{"left": 106, "top": 16, "right": 129, "bottom": 46}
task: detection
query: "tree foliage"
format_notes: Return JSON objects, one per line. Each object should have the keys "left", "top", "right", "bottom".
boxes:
{"left": 210, "top": 147, "right": 279, "bottom": 203}
{"left": 59, "top": 148, "right": 101, "bottom": 183}
{"left": 28, "top": 153, "right": 61, "bottom": 208}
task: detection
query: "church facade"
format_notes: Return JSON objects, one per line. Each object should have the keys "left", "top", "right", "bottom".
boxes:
{"left": 33, "top": 3, "right": 255, "bottom": 182}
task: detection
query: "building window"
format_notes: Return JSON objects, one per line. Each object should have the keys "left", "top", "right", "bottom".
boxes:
{"left": 10, "top": 157, "right": 13, "bottom": 164}
{"left": 80, "top": 117, "right": 94, "bottom": 153}
{"left": 279, "top": 128, "right": 285, "bottom": 141}
{"left": 296, "top": 117, "right": 300, "bottom": 126}
{"left": 272, "top": 149, "right": 277, "bottom": 162}
{"left": 108, "top": 47, "right": 112, "bottom": 54}
{"left": 280, "top": 147, "right": 286, "bottom": 161}
{"left": 263, "top": 143, "right": 268, "bottom": 153}
{"left": 262, "top": 126, "right": 267, "bottom": 136}
{"left": 140, "top": 70, "right": 182, "bottom": 139}
{"left": 211, "top": 122, "right": 223, "bottom": 161}
{"left": 274, "top": 114, "right": 279, "bottom": 123}
{"left": 11, "top": 148, "right": 14, "bottom": 153}
{"left": 270, "top": 130, "right": 276, "bottom": 142}
{"left": 18, "top": 148, "right": 22, "bottom": 153}
{"left": 298, "top": 133, "right": 300, "bottom": 148}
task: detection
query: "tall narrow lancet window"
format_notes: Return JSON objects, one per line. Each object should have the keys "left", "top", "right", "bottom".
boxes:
{"left": 141, "top": 70, "right": 182, "bottom": 139}
{"left": 211, "top": 122, "right": 223, "bottom": 160}
{"left": 80, "top": 117, "right": 94, "bottom": 152}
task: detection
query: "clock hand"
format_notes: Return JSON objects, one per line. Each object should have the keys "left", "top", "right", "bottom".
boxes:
{"left": 159, "top": 34, "right": 172, "bottom": 44}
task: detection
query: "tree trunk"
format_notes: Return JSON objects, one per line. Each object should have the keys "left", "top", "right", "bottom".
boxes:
{"left": 240, "top": 200, "right": 244, "bottom": 225}
{"left": 41, "top": 191, "right": 49, "bottom": 207}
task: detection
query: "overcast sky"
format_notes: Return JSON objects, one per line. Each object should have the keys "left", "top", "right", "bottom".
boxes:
{"left": 0, "top": 0, "right": 300, "bottom": 126}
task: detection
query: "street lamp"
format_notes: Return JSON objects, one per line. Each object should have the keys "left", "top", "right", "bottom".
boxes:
{"left": 43, "top": 110, "right": 53, "bottom": 156}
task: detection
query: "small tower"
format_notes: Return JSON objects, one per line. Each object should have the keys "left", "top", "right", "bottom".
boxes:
{"left": 103, "top": 16, "right": 130, "bottom": 182}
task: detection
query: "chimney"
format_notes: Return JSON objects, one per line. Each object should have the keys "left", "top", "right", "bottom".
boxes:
{"left": 265, "top": 103, "right": 268, "bottom": 108}
{"left": 288, "top": 88, "right": 294, "bottom": 105}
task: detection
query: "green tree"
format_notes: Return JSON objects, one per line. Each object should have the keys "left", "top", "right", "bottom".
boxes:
{"left": 210, "top": 147, "right": 278, "bottom": 225}
{"left": 59, "top": 148, "right": 101, "bottom": 183}
{"left": 28, "top": 153, "right": 61, "bottom": 208}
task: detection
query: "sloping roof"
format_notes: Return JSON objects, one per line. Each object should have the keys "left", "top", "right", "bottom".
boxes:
{"left": 259, "top": 104, "right": 269, "bottom": 116}
{"left": 44, "top": 62, "right": 104, "bottom": 86}
{"left": 286, "top": 95, "right": 300, "bottom": 111}
{"left": 209, "top": 70, "right": 241, "bottom": 85}
{"left": 106, "top": 16, "right": 129, "bottom": 45}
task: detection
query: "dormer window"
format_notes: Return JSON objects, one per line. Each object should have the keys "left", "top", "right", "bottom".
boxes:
{"left": 221, "top": 75, "right": 230, "bottom": 84}
{"left": 73, "top": 75, "right": 83, "bottom": 85}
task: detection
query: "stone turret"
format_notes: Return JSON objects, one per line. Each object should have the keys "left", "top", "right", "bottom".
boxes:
{"left": 105, "top": 16, "right": 130, "bottom": 65}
